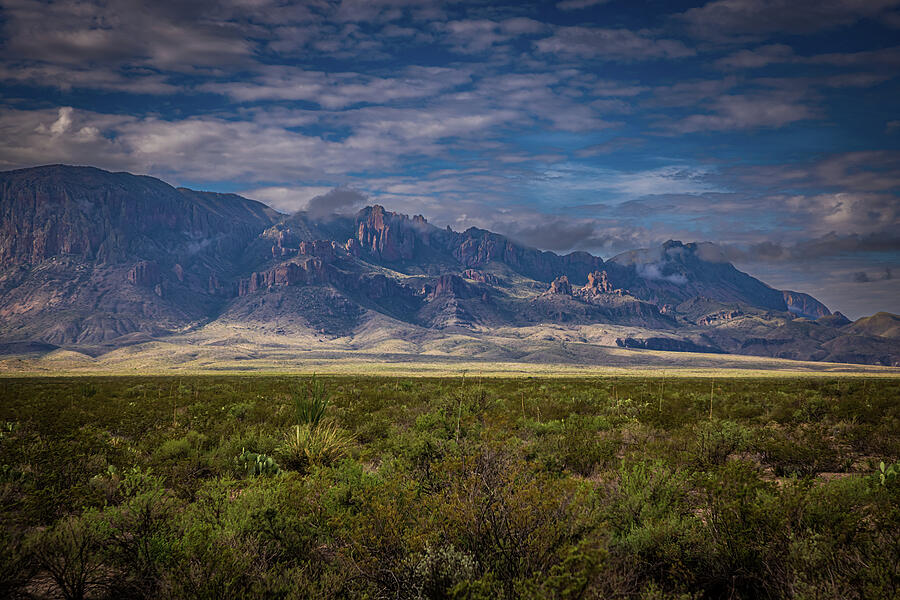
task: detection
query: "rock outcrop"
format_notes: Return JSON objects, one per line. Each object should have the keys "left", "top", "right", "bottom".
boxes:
{"left": 450, "top": 228, "right": 603, "bottom": 283}
{"left": 461, "top": 269, "right": 500, "bottom": 285}
{"left": 237, "top": 258, "right": 327, "bottom": 296}
{"left": 545, "top": 275, "right": 573, "bottom": 296}
{"left": 126, "top": 261, "right": 161, "bottom": 287}
{"left": 430, "top": 274, "right": 476, "bottom": 299}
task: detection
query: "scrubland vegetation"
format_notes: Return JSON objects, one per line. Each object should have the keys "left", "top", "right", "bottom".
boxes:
{"left": 1, "top": 375, "right": 898, "bottom": 599}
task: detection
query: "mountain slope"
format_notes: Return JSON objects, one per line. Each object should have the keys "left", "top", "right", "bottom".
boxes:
{"left": 0, "top": 165, "right": 896, "bottom": 367}
{"left": 0, "top": 165, "right": 278, "bottom": 346}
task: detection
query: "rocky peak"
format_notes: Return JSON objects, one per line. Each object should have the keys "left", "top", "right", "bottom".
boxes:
{"left": 585, "top": 270, "right": 616, "bottom": 293}
{"left": 0, "top": 164, "right": 276, "bottom": 266}
{"left": 355, "top": 205, "right": 416, "bottom": 261}
{"left": 237, "top": 257, "right": 327, "bottom": 296}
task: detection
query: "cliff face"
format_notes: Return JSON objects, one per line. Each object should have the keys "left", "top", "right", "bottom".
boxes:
{"left": 449, "top": 228, "right": 604, "bottom": 284}
{"left": 0, "top": 165, "right": 276, "bottom": 266}
{"left": 783, "top": 290, "right": 831, "bottom": 319}
{"left": 1, "top": 165, "right": 891, "bottom": 367}
{"left": 355, "top": 205, "right": 417, "bottom": 261}
{"left": 0, "top": 165, "right": 277, "bottom": 345}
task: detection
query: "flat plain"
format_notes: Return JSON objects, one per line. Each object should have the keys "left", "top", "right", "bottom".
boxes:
{"left": 1, "top": 374, "right": 898, "bottom": 598}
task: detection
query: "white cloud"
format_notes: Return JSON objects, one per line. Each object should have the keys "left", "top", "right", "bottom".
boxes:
{"left": 241, "top": 185, "right": 334, "bottom": 213}
{"left": 535, "top": 26, "right": 695, "bottom": 61}
{"left": 662, "top": 92, "right": 817, "bottom": 133}
{"left": 202, "top": 65, "right": 472, "bottom": 108}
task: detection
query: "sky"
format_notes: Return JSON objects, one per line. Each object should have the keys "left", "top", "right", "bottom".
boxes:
{"left": 0, "top": 0, "right": 898, "bottom": 318}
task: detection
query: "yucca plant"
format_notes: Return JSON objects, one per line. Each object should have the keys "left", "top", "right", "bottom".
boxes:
{"left": 292, "top": 375, "right": 329, "bottom": 428}
{"left": 280, "top": 422, "right": 352, "bottom": 470}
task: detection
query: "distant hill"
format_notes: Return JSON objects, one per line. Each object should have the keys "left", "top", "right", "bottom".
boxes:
{"left": 0, "top": 165, "right": 897, "bottom": 367}
{"left": 848, "top": 312, "right": 900, "bottom": 340}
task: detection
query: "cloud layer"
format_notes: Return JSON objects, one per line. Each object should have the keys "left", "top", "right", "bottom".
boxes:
{"left": 0, "top": 0, "right": 897, "bottom": 317}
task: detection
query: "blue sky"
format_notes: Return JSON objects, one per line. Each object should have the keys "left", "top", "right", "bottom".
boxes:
{"left": 0, "top": 0, "right": 898, "bottom": 317}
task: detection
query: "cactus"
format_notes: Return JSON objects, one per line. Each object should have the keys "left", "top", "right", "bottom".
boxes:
{"left": 237, "top": 449, "right": 282, "bottom": 477}
{"left": 878, "top": 460, "right": 898, "bottom": 486}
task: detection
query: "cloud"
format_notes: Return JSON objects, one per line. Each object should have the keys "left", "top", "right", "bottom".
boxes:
{"left": 715, "top": 44, "right": 795, "bottom": 69}
{"left": 852, "top": 268, "right": 893, "bottom": 283}
{"left": 241, "top": 185, "right": 334, "bottom": 213}
{"left": 556, "top": 0, "right": 610, "bottom": 10}
{"left": 1, "top": 0, "right": 258, "bottom": 70}
{"left": 433, "top": 18, "right": 547, "bottom": 54}
{"left": 677, "top": 0, "right": 900, "bottom": 42}
{"left": 636, "top": 262, "right": 689, "bottom": 285}
{"left": 0, "top": 63, "right": 180, "bottom": 95}
{"left": 646, "top": 77, "right": 738, "bottom": 108}
{"left": 661, "top": 92, "right": 817, "bottom": 133}
{"left": 535, "top": 26, "right": 695, "bottom": 61}
{"left": 719, "top": 232, "right": 900, "bottom": 263}
{"left": 503, "top": 219, "right": 601, "bottom": 252}
{"left": 305, "top": 187, "right": 368, "bottom": 218}
{"left": 48, "top": 107, "right": 74, "bottom": 135}
{"left": 202, "top": 65, "right": 472, "bottom": 108}
{"left": 575, "top": 137, "right": 644, "bottom": 157}
{"left": 804, "top": 45, "right": 900, "bottom": 67}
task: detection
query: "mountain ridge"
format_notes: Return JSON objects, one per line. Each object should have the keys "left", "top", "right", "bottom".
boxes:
{"left": 1, "top": 165, "right": 897, "bottom": 367}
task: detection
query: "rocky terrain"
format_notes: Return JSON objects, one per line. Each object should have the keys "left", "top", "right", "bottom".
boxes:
{"left": 1, "top": 165, "right": 897, "bottom": 367}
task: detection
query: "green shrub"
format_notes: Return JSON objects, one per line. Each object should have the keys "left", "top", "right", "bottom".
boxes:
{"left": 691, "top": 419, "right": 748, "bottom": 468}
{"left": 26, "top": 512, "right": 111, "bottom": 600}
{"left": 0, "top": 530, "right": 33, "bottom": 600}
{"left": 403, "top": 543, "right": 478, "bottom": 599}
{"left": 531, "top": 414, "right": 619, "bottom": 476}
{"left": 755, "top": 424, "right": 846, "bottom": 477}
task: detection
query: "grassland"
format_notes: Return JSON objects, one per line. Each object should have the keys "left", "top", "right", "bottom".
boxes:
{"left": 1, "top": 375, "right": 899, "bottom": 599}
{"left": 3, "top": 339, "right": 900, "bottom": 378}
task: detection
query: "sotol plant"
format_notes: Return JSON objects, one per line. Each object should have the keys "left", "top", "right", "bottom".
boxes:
{"left": 281, "top": 422, "right": 352, "bottom": 470}
{"left": 281, "top": 375, "right": 352, "bottom": 470}
{"left": 292, "top": 375, "right": 329, "bottom": 427}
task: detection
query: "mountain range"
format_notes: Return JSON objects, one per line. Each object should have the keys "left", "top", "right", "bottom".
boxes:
{"left": 1, "top": 165, "right": 898, "bottom": 368}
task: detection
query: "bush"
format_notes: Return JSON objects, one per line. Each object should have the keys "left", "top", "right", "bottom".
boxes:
{"left": 531, "top": 414, "right": 619, "bottom": 476}
{"left": 755, "top": 424, "right": 846, "bottom": 477}
{"left": 403, "top": 543, "right": 478, "bottom": 599}
{"left": 26, "top": 512, "right": 111, "bottom": 600}
{"left": 691, "top": 419, "right": 748, "bottom": 468}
